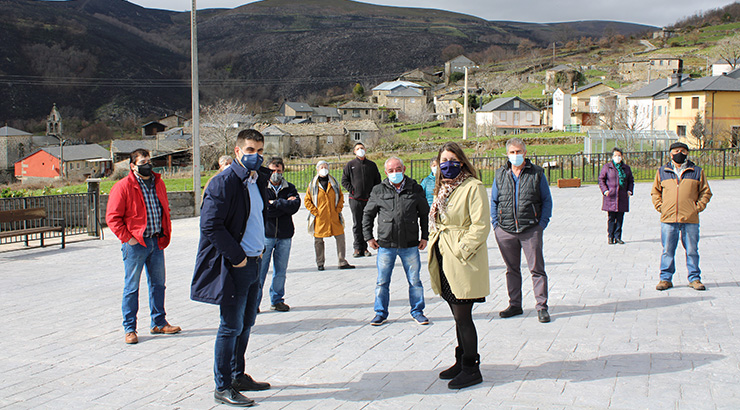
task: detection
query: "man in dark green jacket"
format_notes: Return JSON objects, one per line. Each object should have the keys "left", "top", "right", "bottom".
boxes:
{"left": 363, "top": 157, "right": 430, "bottom": 326}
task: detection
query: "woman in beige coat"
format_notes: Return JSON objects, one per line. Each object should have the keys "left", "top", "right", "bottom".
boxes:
{"left": 428, "top": 141, "right": 490, "bottom": 390}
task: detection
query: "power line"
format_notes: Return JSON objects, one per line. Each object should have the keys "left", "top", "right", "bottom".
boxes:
{"left": 0, "top": 72, "right": 400, "bottom": 88}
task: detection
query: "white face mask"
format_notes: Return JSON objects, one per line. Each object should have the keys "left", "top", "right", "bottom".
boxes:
{"left": 613, "top": 156, "right": 622, "bottom": 163}
{"left": 318, "top": 168, "right": 329, "bottom": 177}
{"left": 430, "top": 166, "right": 437, "bottom": 174}
{"left": 356, "top": 148, "right": 366, "bottom": 158}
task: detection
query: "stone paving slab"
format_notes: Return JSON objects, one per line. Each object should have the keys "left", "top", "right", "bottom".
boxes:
{"left": 1, "top": 179, "right": 739, "bottom": 409}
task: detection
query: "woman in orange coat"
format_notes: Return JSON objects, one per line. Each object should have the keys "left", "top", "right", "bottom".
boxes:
{"left": 305, "top": 161, "right": 355, "bottom": 271}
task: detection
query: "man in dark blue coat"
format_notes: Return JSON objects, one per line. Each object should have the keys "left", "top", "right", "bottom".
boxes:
{"left": 259, "top": 156, "right": 301, "bottom": 312}
{"left": 191, "top": 129, "right": 271, "bottom": 407}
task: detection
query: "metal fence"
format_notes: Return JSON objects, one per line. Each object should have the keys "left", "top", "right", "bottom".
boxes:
{"left": 0, "top": 192, "right": 100, "bottom": 246}
{"left": 281, "top": 148, "right": 740, "bottom": 192}
{"left": 408, "top": 148, "right": 740, "bottom": 186}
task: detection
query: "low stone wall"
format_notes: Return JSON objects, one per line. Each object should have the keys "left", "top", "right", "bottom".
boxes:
{"left": 99, "top": 191, "right": 196, "bottom": 225}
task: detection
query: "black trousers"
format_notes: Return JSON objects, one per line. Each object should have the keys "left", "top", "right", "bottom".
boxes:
{"left": 349, "top": 198, "right": 368, "bottom": 252}
{"left": 607, "top": 211, "right": 624, "bottom": 240}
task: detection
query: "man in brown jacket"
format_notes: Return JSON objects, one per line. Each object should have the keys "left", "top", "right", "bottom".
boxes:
{"left": 651, "top": 142, "right": 712, "bottom": 291}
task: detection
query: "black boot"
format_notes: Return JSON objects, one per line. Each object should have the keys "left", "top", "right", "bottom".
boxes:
{"left": 439, "top": 346, "right": 463, "bottom": 380}
{"left": 448, "top": 354, "right": 482, "bottom": 389}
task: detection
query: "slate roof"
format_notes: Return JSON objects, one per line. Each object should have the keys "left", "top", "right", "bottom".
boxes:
{"left": 548, "top": 64, "right": 577, "bottom": 72}
{"left": 283, "top": 102, "right": 313, "bottom": 112}
{"left": 372, "top": 80, "right": 423, "bottom": 91}
{"left": 41, "top": 144, "right": 109, "bottom": 161}
{"left": 627, "top": 75, "right": 692, "bottom": 99}
{"left": 110, "top": 140, "right": 188, "bottom": 155}
{"left": 343, "top": 120, "right": 379, "bottom": 132}
{"left": 388, "top": 87, "right": 424, "bottom": 97}
{"left": 666, "top": 75, "right": 740, "bottom": 93}
{"left": 0, "top": 126, "right": 32, "bottom": 137}
{"left": 338, "top": 101, "right": 379, "bottom": 109}
{"left": 479, "top": 97, "right": 539, "bottom": 112}
{"left": 574, "top": 82, "right": 605, "bottom": 94}
{"left": 312, "top": 107, "right": 340, "bottom": 117}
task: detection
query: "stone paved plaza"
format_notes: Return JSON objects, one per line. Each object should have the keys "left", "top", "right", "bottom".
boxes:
{"left": 1, "top": 178, "right": 739, "bottom": 409}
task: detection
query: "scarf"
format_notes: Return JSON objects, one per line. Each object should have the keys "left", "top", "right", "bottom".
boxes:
{"left": 614, "top": 161, "right": 625, "bottom": 187}
{"left": 429, "top": 172, "right": 470, "bottom": 233}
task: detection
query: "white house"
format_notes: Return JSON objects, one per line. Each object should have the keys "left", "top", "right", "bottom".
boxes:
{"left": 626, "top": 74, "right": 692, "bottom": 131}
{"left": 552, "top": 88, "right": 571, "bottom": 131}
{"left": 476, "top": 96, "right": 541, "bottom": 136}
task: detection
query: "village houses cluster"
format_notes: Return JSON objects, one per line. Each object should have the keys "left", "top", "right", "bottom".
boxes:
{"left": 3, "top": 53, "right": 740, "bottom": 184}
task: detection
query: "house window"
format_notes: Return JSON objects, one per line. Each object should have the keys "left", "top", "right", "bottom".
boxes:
{"left": 500, "top": 112, "right": 507, "bottom": 121}
{"left": 410, "top": 98, "right": 416, "bottom": 103}
{"left": 394, "top": 98, "right": 399, "bottom": 103}
{"left": 526, "top": 113, "right": 533, "bottom": 122}
{"left": 343, "top": 110, "right": 348, "bottom": 114}
{"left": 657, "top": 106, "right": 662, "bottom": 116}
{"left": 675, "top": 97, "right": 682, "bottom": 109}
{"left": 692, "top": 97, "right": 699, "bottom": 109}
{"left": 327, "top": 136, "right": 334, "bottom": 144}
{"left": 352, "top": 109, "right": 360, "bottom": 118}
{"left": 677, "top": 125, "right": 686, "bottom": 137}
{"left": 365, "top": 110, "right": 369, "bottom": 115}
{"left": 513, "top": 112, "right": 520, "bottom": 124}
{"left": 513, "top": 100, "right": 520, "bottom": 109}
{"left": 353, "top": 132, "right": 362, "bottom": 141}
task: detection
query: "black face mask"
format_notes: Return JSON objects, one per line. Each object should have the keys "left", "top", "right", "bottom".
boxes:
{"left": 672, "top": 152, "right": 687, "bottom": 164}
{"left": 137, "top": 163, "right": 153, "bottom": 177}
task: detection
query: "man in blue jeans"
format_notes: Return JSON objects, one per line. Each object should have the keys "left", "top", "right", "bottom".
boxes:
{"left": 651, "top": 142, "right": 712, "bottom": 291}
{"left": 106, "top": 148, "right": 180, "bottom": 345}
{"left": 363, "top": 156, "right": 430, "bottom": 326}
{"left": 259, "top": 157, "right": 301, "bottom": 312}
{"left": 192, "top": 129, "right": 271, "bottom": 407}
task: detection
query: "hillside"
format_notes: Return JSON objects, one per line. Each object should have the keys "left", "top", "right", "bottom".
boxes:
{"left": 0, "top": 0, "right": 655, "bottom": 123}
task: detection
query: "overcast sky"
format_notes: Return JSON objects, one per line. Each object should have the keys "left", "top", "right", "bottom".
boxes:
{"left": 126, "top": 0, "right": 732, "bottom": 27}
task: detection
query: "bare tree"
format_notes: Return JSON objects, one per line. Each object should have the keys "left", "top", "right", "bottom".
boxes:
{"left": 716, "top": 34, "right": 740, "bottom": 69}
{"left": 691, "top": 112, "right": 707, "bottom": 148}
{"left": 200, "top": 100, "right": 255, "bottom": 168}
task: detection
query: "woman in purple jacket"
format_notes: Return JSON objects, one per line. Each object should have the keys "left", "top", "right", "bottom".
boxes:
{"left": 598, "top": 147, "right": 634, "bottom": 244}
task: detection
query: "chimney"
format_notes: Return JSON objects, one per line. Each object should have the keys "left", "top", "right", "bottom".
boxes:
{"left": 676, "top": 59, "right": 683, "bottom": 88}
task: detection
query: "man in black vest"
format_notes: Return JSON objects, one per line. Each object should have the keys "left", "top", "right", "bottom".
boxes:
{"left": 490, "top": 138, "right": 553, "bottom": 323}
{"left": 342, "top": 142, "right": 382, "bottom": 258}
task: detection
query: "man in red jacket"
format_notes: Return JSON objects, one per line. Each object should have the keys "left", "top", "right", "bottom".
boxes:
{"left": 106, "top": 149, "right": 180, "bottom": 345}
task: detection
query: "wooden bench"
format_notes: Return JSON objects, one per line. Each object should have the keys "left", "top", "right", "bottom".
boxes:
{"left": 0, "top": 208, "right": 65, "bottom": 249}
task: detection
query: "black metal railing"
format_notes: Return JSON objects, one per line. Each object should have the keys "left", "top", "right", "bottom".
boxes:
{"left": 279, "top": 148, "right": 740, "bottom": 192}
{"left": 408, "top": 148, "right": 740, "bottom": 186}
{"left": 0, "top": 193, "right": 100, "bottom": 246}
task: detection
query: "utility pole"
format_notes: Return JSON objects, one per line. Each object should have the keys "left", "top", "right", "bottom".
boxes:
{"left": 191, "top": 0, "right": 202, "bottom": 214}
{"left": 463, "top": 66, "right": 468, "bottom": 140}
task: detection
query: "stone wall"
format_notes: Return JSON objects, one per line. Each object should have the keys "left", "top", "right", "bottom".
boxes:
{"left": 99, "top": 191, "right": 196, "bottom": 225}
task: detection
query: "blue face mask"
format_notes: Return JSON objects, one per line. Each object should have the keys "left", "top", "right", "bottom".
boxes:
{"left": 388, "top": 172, "right": 404, "bottom": 185}
{"left": 239, "top": 152, "right": 263, "bottom": 171}
{"left": 440, "top": 160, "right": 462, "bottom": 179}
{"left": 508, "top": 154, "right": 524, "bottom": 167}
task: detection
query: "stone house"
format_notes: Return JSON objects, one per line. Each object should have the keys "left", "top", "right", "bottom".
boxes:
{"left": 262, "top": 123, "right": 349, "bottom": 157}
{"left": 433, "top": 95, "right": 463, "bottom": 121}
{"left": 159, "top": 114, "right": 188, "bottom": 129}
{"left": 338, "top": 101, "right": 384, "bottom": 121}
{"left": 444, "top": 55, "right": 476, "bottom": 84}
{"left": 141, "top": 121, "right": 166, "bottom": 139}
{"left": 618, "top": 55, "right": 682, "bottom": 82}
{"left": 343, "top": 120, "right": 380, "bottom": 146}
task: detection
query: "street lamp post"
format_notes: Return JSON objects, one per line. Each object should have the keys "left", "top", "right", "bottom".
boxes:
{"left": 191, "top": 0, "right": 202, "bottom": 214}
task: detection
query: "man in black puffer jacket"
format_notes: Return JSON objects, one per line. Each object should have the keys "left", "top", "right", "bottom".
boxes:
{"left": 259, "top": 157, "right": 301, "bottom": 312}
{"left": 362, "top": 156, "right": 430, "bottom": 327}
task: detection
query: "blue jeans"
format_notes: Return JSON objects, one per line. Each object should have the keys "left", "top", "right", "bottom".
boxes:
{"left": 374, "top": 247, "right": 425, "bottom": 319}
{"left": 660, "top": 223, "right": 701, "bottom": 282}
{"left": 121, "top": 238, "right": 167, "bottom": 332}
{"left": 214, "top": 258, "right": 261, "bottom": 390}
{"left": 259, "top": 237, "right": 291, "bottom": 305}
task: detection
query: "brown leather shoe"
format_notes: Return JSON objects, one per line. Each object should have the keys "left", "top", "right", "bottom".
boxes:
{"left": 689, "top": 280, "right": 706, "bottom": 291}
{"left": 125, "top": 331, "right": 138, "bottom": 344}
{"left": 150, "top": 324, "right": 181, "bottom": 334}
{"left": 656, "top": 280, "right": 673, "bottom": 291}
